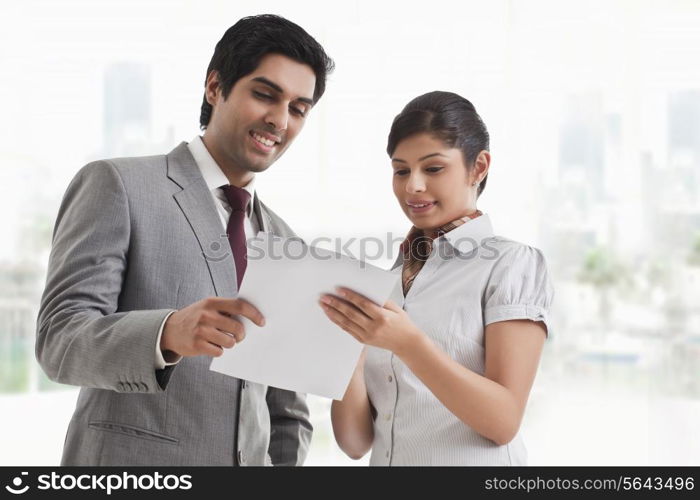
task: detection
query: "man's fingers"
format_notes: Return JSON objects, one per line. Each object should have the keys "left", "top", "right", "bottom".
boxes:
{"left": 195, "top": 338, "right": 225, "bottom": 357}
{"left": 207, "top": 327, "right": 241, "bottom": 348}
{"left": 210, "top": 313, "right": 246, "bottom": 339}
{"left": 205, "top": 297, "right": 265, "bottom": 327}
{"left": 230, "top": 298, "right": 266, "bottom": 326}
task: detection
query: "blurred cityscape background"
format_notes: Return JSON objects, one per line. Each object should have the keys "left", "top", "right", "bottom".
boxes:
{"left": 1, "top": 0, "right": 698, "bottom": 465}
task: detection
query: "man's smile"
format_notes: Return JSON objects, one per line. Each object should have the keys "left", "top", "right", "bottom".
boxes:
{"left": 249, "top": 130, "right": 281, "bottom": 153}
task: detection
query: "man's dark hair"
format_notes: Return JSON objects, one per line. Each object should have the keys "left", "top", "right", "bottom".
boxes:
{"left": 387, "top": 91, "right": 490, "bottom": 197}
{"left": 200, "top": 14, "right": 334, "bottom": 129}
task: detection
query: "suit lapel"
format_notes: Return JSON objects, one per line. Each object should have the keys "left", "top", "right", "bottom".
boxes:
{"left": 166, "top": 142, "right": 239, "bottom": 298}
{"left": 252, "top": 195, "right": 272, "bottom": 234}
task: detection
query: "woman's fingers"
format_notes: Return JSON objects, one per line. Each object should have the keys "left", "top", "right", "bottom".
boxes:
{"left": 383, "top": 299, "right": 403, "bottom": 313}
{"left": 319, "top": 301, "right": 365, "bottom": 342}
{"left": 335, "top": 287, "right": 383, "bottom": 319}
{"left": 320, "top": 293, "right": 372, "bottom": 325}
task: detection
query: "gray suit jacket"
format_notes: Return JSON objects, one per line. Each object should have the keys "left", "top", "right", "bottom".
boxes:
{"left": 36, "top": 142, "right": 312, "bottom": 466}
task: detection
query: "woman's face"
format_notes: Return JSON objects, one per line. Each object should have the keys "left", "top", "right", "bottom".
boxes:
{"left": 392, "top": 133, "right": 484, "bottom": 231}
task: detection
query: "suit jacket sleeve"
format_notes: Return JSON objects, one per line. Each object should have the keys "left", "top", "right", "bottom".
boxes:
{"left": 265, "top": 386, "right": 313, "bottom": 465}
{"left": 36, "top": 160, "right": 175, "bottom": 393}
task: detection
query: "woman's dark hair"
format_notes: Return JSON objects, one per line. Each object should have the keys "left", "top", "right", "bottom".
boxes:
{"left": 200, "top": 14, "right": 334, "bottom": 129}
{"left": 387, "top": 91, "right": 490, "bottom": 197}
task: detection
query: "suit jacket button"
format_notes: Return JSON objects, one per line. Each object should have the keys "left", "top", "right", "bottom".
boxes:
{"left": 238, "top": 450, "right": 245, "bottom": 465}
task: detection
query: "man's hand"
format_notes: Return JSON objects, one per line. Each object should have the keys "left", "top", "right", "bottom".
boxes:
{"left": 161, "top": 297, "right": 265, "bottom": 358}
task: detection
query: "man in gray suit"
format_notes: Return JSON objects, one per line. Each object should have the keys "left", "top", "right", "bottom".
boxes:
{"left": 36, "top": 15, "right": 334, "bottom": 466}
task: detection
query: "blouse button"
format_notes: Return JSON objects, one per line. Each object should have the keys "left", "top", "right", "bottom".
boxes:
{"left": 388, "top": 375, "right": 393, "bottom": 383}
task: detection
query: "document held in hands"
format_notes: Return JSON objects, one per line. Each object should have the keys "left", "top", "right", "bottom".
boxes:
{"left": 210, "top": 233, "right": 400, "bottom": 400}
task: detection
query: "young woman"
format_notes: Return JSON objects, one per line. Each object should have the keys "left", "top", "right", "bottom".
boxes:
{"left": 319, "top": 91, "right": 553, "bottom": 465}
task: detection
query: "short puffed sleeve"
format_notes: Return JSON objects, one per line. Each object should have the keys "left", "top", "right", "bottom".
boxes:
{"left": 483, "top": 243, "right": 554, "bottom": 337}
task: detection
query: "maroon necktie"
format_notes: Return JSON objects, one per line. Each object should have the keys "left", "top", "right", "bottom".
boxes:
{"left": 220, "top": 185, "right": 251, "bottom": 290}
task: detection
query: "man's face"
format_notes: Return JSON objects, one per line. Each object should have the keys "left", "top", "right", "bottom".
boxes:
{"left": 203, "top": 53, "right": 316, "bottom": 184}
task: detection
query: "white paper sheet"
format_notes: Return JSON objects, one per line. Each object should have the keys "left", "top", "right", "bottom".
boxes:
{"left": 209, "top": 232, "right": 400, "bottom": 400}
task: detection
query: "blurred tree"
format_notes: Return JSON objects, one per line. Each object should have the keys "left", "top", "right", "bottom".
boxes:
{"left": 688, "top": 232, "right": 700, "bottom": 267}
{"left": 577, "top": 247, "right": 631, "bottom": 329}
{"left": 647, "top": 259, "right": 672, "bottom": 288}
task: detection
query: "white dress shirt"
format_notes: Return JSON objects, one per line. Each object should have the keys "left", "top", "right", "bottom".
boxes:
{"left": 187, "top": 135, "right": 258, "bottom": 237}
{"left": 364, "top": 214, "right": 554, "bottom": 465}
{"left": 154, "top": 136, "right": 260, "bottom": 369}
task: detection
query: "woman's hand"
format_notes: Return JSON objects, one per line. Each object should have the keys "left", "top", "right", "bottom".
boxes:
{"left": 319, "top": 287, "right": 424, "bottom": 355}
